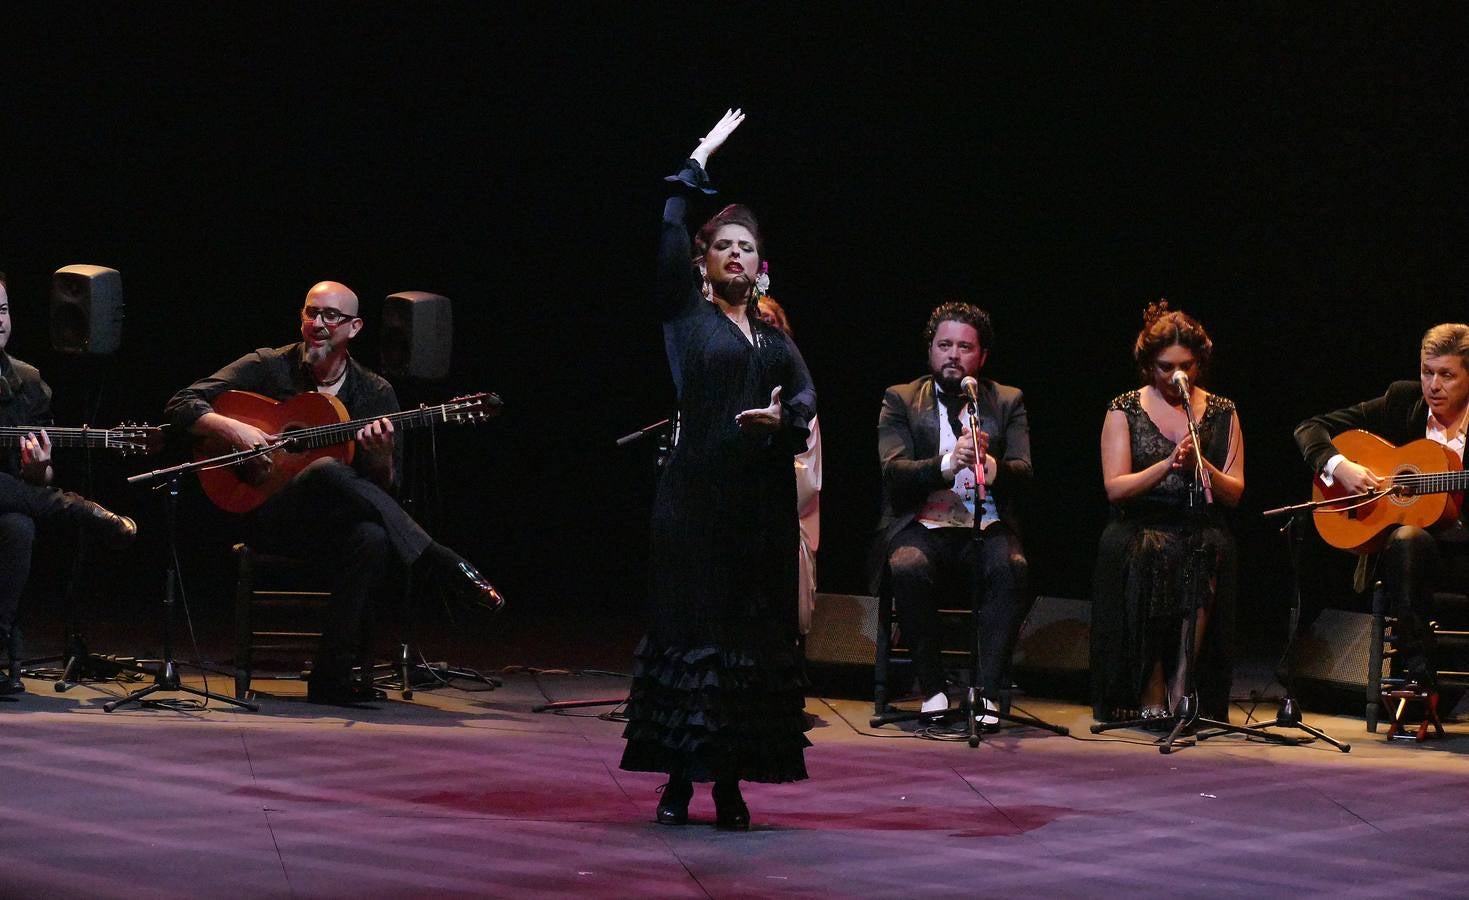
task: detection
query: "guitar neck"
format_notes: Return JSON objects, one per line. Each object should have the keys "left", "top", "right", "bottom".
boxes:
{"left": 1395, "top": 468, "right": 1469, "bottom": 495}
{"left": 283, "top": 404, "right": 466, "bottom": 450}
{"left": 0, "top": 426, "right": 126, "bottom": 450}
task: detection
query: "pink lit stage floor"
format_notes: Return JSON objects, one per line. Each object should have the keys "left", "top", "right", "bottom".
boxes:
{"left": 1, "top": 672, "right": 1465, "bottom": 898}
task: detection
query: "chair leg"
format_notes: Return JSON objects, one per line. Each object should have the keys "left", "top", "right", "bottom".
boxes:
{"left": 874, "top": 580, "right": 893, "bottom": 716}
{"left": 1367, "top": 581, "right": 1386, "bottom": 733}
{"left": 233, "top": 545, "right": 254, "bottom": 700}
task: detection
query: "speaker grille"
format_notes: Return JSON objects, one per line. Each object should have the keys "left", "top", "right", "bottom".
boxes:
{"left": 806, "top": 593, "right": 878, "bottom": 666}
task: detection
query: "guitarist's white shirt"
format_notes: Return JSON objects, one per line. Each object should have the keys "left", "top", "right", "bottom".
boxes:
{"left": 1321, "top": 414, "right": 1465, "bottom": 485}
{"left": 1425, "top": 416, "right": 1465, "bottom": 462}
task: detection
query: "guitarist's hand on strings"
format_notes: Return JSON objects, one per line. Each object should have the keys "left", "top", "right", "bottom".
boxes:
{"left": 197, "top": 412, "right": 278, "bottom": 455}
{"left": 356, "top": 417, "right": 395, "bottom": 463}
{"left": 355, "top": 417, "right": 395, "bottom": 488}
{"left": 1333, "top": 459, "right": 1386, "bottom": 495}
{"left": 20, "top": 429, "right": 52, "bottom": 485}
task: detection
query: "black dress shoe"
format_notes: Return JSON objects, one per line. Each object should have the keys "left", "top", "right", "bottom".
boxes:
{"left": 713, "top": 781, "right": 749, "bottom": 831}
{"left": 83, "top": 503, "right": 137, "bottom": 550}
{"left": 1, "top": 627, "right": 24, "bottom": 695}
{"left": 656, "top": 779, "right": 693, "bottom": 826}
{"left": 442, "top": 560, "right": 507, "bottom": 614}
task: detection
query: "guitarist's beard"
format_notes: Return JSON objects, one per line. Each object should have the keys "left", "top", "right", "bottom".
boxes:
{"left": 304, "top": 339, "right": 336, "bottom": 369}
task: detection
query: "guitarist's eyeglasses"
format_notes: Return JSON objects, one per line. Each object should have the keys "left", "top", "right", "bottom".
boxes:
{"left": 301, "top": 307, "right": 360, "bottom": 327}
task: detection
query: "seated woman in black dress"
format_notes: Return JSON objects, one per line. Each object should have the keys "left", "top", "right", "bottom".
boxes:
{"left": 619, "top": 110, "right": 816, "bottom": 830}
{"left": 1091, "top": 301, "right": 1244, "bottom": 725}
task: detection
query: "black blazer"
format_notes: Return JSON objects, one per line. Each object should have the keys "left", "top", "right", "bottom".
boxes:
{"left": 1294, "top": 380, "right": 1427, "bottom": 473}
{"left": 871, "top": 375, "right": 1031, "bottom": 585}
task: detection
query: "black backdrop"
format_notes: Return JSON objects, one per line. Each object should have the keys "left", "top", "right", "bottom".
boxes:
{"left": 3, "top": 6, "right": 1466, "bottom": 655}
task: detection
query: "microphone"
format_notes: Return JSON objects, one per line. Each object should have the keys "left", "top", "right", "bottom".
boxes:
{"left": 958, "top": 376, "right": 986, "bottom": 502}
{"left": 960, "top": 376, "right": 980, "bottom": 406}
{"left": 1170, "top": 369, "right": 1190, "bottom": 393}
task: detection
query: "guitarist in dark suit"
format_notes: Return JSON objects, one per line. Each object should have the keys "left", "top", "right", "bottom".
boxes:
{"left": 1293, "top": 322, "right": 1469, "bottom": 684}
{"left": 165, "top": 280, "right": 504, "bottom": 705}
{"left": 0, "top": 272, "right": 137, "bottom": 696}
{"left": 874, "top": 302, "right": 1032, "bottom": 720}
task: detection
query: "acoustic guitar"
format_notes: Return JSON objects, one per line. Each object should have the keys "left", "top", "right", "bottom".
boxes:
{"left": 195, "top": 390, "right": 500, "bottom": 513}
{"left": 1311, "top": 429, "right": 1465, "bottom": 552}
{"left": 0, "top": 423, "right": 162, "bottom": 456}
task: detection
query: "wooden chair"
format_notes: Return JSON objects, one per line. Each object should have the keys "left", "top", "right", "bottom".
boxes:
{"left": 232, "top": 543, "right": 332, "bottom": 699}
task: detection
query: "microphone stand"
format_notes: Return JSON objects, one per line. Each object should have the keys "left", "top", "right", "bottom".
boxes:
{"left": 531, "top": 418, "right": 672, "bottom": 716}
{"left": 103, "top": 447, "right": 272, "bottom": 712}
{"left": 1165, "top": 383, "right": 1294, "bottom": 752}
{"left": 1235, "top": 501, "right": 1350, "bottom": 751}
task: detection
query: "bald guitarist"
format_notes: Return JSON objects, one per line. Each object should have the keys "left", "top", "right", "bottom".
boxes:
{"left": 165, "top": 280, "right": 504, "bottom": 706}
{"left": 1293, "top": 322, "right": 1469, "bottom": 687}
{"left": 0, "top": 272, "right": 137, "bottom": 696}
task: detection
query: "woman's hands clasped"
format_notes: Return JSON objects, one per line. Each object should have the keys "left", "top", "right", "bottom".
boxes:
{"left": 1169, "top": 434, "right": 1196, "bottom": 471}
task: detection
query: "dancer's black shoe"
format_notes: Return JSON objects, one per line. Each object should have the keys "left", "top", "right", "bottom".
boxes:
{"left": 655, "top": 779, "right": 692, "bottom": 826}
{"left": 713, "top": 780, "right": 749, "bottom": 831}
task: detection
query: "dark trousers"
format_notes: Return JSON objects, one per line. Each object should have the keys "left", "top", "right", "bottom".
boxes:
{"left": 1377, "top": 525, "right": 1469, "bottom": 678}
{"left": 0, "top": 472, "right": 107, "bottom": 630}
{"left": 887, "top": 521, "right": 1030, "bottom": 697}
{"left": 249, "top": 458, "right": 433, "bottom": 677}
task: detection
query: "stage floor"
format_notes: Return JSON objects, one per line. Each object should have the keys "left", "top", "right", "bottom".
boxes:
{"left": 1, "top": 665, "right": 1465, "bottom": 899}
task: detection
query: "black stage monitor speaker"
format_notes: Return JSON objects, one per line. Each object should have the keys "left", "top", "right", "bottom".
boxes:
{"left": 382, "top": 291, "right": 452, "bottom": 381}
{"left": 806, "top": 593, "right": 879, "bottom": 666}
{"left": 1012, "top": 595, "right": 1091, "bottom": 674}
{"left": 805, "top": 592, "right": 879, "bottom": 699}
{"left": 1010, "top": 595, "right": 1091, "bottom": 700}
{"left": 1287, "top": 608, "right": 1382, "bottom": 692}
{"left": 50, "top": 264, "right": 123, "bottom": 354}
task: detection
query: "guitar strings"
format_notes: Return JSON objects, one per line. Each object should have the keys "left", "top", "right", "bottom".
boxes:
{"left": 264, "top": 397, "right": 490, "bottom": 451}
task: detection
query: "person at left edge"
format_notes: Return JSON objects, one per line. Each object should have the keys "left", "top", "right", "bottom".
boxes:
{"left": 164, "top": 280, "right": 504, "bottom": 706}
{"left": 0, "top": 270, "right": 137, "bottom": 696}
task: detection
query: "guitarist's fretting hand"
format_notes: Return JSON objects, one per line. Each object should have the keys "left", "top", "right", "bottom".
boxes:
{"left": 1333, "top": 459, "right": 1386, "bottom": 495}
{"left": 356, "top": 417, "right": 395, "bottom": 485}
{"left": 20, "top": 429, "right": 52, "bottom": 485}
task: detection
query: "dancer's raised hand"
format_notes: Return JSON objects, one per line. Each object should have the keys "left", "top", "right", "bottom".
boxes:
{"left": 690, "top": 108, "right": 746, "bottom": 169}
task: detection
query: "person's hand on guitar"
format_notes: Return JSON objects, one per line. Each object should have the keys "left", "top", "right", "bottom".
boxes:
{"left": 1332, "top": 459, "right": 1386, "bottom": 495}
{"left": 190, "top": 411, "right": 278, "bottom": 453}
{"left": 356, "top": 417, "right": 395, "bottom": 485}
{"left": 356, "top": 417, "right": 394, "bottom": 462}
{"left": 214, "top": 417, "right": 278, "bottom": 454}
{"left": 20, "top": 429, "right": 52, "bottom": 485}
{"left": 191, "top": 412, "right": 279, "bottom": 485}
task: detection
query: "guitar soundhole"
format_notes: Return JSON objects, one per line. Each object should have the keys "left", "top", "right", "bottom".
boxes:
{"left": 279, "top": 422, "right": 308, "bottom": 454}
{"left": 1390, "top": 465, "right": 1419, "bottom": 506}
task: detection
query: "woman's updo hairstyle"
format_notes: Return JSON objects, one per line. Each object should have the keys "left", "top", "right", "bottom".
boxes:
{"left": 1133, "top": 299, "right": 1213, "bottom": 384}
